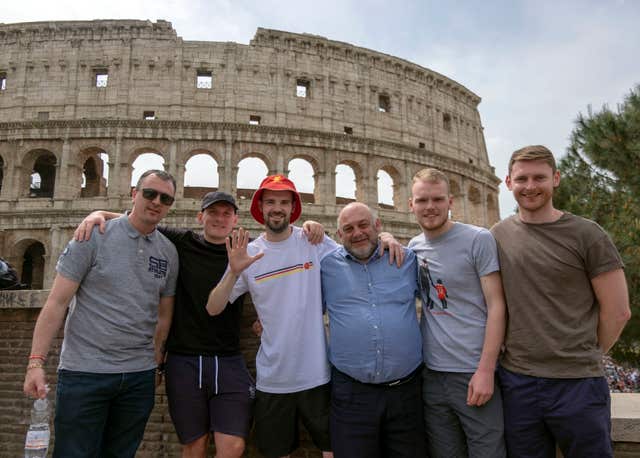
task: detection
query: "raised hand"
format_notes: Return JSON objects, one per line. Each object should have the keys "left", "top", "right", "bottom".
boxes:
{"left": 226, "top": 228, "right": 264, "bottom": 275}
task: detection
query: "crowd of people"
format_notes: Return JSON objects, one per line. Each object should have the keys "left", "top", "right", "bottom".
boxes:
{"left": 604, "top": 355, "right": 640, "bottom": 392}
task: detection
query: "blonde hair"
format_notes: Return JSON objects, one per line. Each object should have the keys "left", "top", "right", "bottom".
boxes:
{"left": 508, "top": 145, "right": 557, "bottom": 174}
{"left": 412, "top": 168, "right": 450, "bottom": 194}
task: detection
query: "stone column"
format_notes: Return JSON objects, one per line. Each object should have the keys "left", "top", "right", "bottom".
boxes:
{"left": 107, "top": 136, "right": 124, "bottom": 199}
{"left": 220, "top": 136, "right": 233, "bottom": 193}
{"left": 168, "top": 141, "right": 183, "bottom": 199}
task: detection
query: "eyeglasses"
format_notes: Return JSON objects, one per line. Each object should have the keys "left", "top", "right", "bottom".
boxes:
{"left": 141, "top": 188, "right": 175, "bottom": 206}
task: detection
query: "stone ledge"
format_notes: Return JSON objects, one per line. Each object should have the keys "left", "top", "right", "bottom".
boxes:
{"left": 612, "top": 393, "right": 640, "bottom": 442}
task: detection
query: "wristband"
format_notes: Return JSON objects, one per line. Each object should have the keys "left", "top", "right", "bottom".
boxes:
{"left": 28, "top": 355, "right": 46, "bottom": 361}
{"left": 27, "top": 360, "right": 44, "bottom": 370}
{"left": 156, "top": 362, "right": 166, "bottom": 374}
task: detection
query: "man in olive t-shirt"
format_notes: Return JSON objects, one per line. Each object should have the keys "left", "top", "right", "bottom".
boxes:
{"left": 491, "top": 145, "right": 630, "bottom": 458}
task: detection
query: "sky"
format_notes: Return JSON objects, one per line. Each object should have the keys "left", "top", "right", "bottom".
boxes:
{"left": 4, "top": 0, "right": 640, "bottom": 218}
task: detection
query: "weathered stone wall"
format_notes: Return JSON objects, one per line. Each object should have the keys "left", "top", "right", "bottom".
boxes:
{"left": 0, "top": 19, "right": 499, "bottom": 289}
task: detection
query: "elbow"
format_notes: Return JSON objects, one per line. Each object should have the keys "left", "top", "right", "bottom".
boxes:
{"left": 620, "top": 307, "right": 632, "bottom": 324}
{"left": 206, "top": 302, "right": 220, "bottom": 317}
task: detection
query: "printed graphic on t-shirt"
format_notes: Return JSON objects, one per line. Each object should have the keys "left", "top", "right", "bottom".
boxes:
{"left": 418, "top": 258, "right": 449, "bottom": 312}
{"left": 254, "top": 261, "right": 314, "bottom": 283}
{"left": 149, "top": 256, "right": 168, "bottom": 278}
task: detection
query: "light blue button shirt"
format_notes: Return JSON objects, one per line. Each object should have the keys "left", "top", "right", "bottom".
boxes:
{"left": 321, "top": 245, "right": 422, "bottom": 384}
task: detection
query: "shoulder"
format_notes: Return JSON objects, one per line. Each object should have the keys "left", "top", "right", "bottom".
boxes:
{"left": 156, "top": 231, "right": 179, "bottom": 258}
{"left": 408, "top": 233, "right": 425, "bottom": 248}
{"left": 490, "top": 215, "right": 518, "bottom": 236}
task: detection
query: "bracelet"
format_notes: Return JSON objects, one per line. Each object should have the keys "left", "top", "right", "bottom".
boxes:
{"left": 27, "top": 360, "right": 44, "bottom": 370}
{"left": 28, "top": 355, "right": 46, "bottom": 361}
{"left": 156, "top": 362, "right": 166, "bottom": 375}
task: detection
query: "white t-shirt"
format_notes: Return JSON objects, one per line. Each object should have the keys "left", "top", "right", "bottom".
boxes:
{"left": 229, "top": 226, "right": 338, "bottom": 393}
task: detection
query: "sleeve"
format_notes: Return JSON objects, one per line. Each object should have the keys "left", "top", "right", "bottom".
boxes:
{"left": 318, "top": 235, "right": 340, "bottom": 261}
{"left": 403, "top": 250, "right": 419, "bottom": 297}
{"left": 55, "top": 230, "right": 98, "bottom": 283}
{"left": 157, "top": 226, "right": 187, "bottom": 244}
{"left": 471, "top": 229, "right": 500, "bottom": 277}
{"left": 160, "top": 244, "right": 179, "bottom": 297}
{"left": 585, "top": 230, "right": 624, "bottom": 279}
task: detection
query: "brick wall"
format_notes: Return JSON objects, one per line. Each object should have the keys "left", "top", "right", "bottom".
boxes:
{"left": 0, "top": 290, "right": 321, "bottom": 457}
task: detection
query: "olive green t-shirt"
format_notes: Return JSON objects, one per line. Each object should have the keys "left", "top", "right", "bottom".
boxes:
{"left": 491, "top": 213, "right": 623, "bottom": 378}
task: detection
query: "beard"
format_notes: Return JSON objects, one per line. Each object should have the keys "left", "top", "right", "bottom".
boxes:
{"left": 345, "top": 239, "right": 377, "bottom": 261}
{"left": 265, "top": 212, "right": 289, "bottom": 233}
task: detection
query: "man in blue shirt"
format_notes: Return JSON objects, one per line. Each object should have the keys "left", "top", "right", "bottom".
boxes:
{"left": 320, "top": 202, "right": 425, "bottom": 458}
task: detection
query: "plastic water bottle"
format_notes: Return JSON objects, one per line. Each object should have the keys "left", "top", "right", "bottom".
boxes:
{"left": 24, "top": 398, "right": 50, "bottom": 458}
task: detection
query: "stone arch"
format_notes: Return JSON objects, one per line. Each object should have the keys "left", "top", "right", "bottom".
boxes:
{"left": 21, "top": 149, "right": 57, "bottom": 198}
{"left": 487, "top": 192, "right": 496, "bottom": 213}
{"left": 468, "top": 185, "right": 481, "bottom": 204}
{"left": 376, "top": 164, "right": 402, "bottom": 209}
{"left": 12, "top": 238, "right": 46, "bottom": 290}
{"left": 449, "top": 179, "right": 462, "bottom": 197}
{"left": 335, "top": 160, "right": 363, "bottom": 204}
{"left": 184, "top": 152, "right": 220, "bottom": 199}
{"left": 236, "top": 154, "right": 270, "bottom": 201}
{"left": 79, "top": 147, "right": 109, "bottom": 197}
{"left": 130, "top": 151, "right": 166, "bottom": 189}
{"left": 287, "top": 156, "right": 317, "bottom": 204}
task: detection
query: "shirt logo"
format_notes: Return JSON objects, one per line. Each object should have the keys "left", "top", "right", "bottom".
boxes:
{"left": 254, "top": 261, "right": 314, "bottom": 283}
{"left": 149, "top": 256, "right": 168, "bottom": 279}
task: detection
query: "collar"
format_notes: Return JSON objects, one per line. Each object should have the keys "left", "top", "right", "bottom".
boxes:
{"left": 121, "top": 215, "right": 158, "bottom": 241}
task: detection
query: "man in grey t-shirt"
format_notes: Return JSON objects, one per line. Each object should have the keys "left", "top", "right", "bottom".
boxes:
{"left": 408, "top": 168, "right": 506, "bottom": 458}
{"left": 23, "top": 170, "right": 179, "bottom": 458}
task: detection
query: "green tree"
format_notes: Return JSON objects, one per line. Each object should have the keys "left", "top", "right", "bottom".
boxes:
{"left": 555, "top": 85, "right": 640, "bottom": 364}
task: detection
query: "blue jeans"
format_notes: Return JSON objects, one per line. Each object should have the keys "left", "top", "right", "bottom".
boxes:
{"left": 53, "top": 369, "right": 155, "bottom": 458}
{"left": 498, "top": 366, "right": 612, "bottom": 458}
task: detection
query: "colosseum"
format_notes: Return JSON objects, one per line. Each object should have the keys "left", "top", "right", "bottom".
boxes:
{"left": 0, "top": 18, "right": 500, "bottom": 290}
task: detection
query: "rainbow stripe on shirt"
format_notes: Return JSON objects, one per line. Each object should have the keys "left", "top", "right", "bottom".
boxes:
{"left": 254, "top": 261, "right": 314, "bottom": 283}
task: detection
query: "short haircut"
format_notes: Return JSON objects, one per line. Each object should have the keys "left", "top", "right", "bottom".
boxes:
{"left": 508, "top": 145, "right": 557, "bottom": 174}
{"left": 135, "top": 169, "right": 176, "bottom": 193}
{"left": 412, "top": 168, "right": 450, "bottom": 194}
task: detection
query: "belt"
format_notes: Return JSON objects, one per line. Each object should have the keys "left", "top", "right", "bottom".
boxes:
{"left": 333, "top": 364, "right": 422, "bottom": 387}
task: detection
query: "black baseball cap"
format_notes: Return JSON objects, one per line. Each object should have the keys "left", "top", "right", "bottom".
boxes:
{"left": 200, "top": 191, "right": 238, "bottom": 212}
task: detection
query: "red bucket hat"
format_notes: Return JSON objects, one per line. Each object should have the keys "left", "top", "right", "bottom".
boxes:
{"left": 250, "top": 175, "right": 302, "bottom": 224}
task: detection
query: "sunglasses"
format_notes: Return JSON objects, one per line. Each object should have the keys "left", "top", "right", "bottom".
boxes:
{"left": 141, "top": 188, "right": 175, "bottom": 206}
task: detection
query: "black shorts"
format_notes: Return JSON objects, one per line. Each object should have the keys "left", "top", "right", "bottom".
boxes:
{"left": 254, "top": 383, "right": 331, "bottom": 458}
{"left": 165, "top": 353, "right": 255, "bottom": 444}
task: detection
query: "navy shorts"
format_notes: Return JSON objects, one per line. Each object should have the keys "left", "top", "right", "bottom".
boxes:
{"left": 498, "top": 366, "right": 612, "bottom": 458}
{"left": 165, "top": 353, "right": 255, "bottom": 444}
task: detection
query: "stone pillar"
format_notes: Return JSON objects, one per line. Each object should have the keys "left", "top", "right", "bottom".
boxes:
{"left": 221, "top": 137, "right": 234, "bottom": 194}
{"left": 45, "top": 225, "right": 67, "bottom": 288}
{"left": 168, "top": 141, "right": 183, "bottom": 199}
{"left": 108, "top": 137, "right": 124, "bottom": 199}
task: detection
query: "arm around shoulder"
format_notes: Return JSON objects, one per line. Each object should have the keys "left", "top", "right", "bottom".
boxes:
{"left": 594, "top": 268, "right": 631, "bottom": 353}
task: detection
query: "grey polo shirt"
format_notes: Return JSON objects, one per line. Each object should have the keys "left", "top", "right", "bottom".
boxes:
{"left": 57, "top": 215, "right": 178, "bottom": 373}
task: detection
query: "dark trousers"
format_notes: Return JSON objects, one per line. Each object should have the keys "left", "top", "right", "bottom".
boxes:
{"left": 53, "top": 369, "right": 155, "bottom": 458}
{"left": 330, "top": 367, "right": 426, "bottom": 458}
{"left": 498, "top": 366, "right": 612, "bottom": 458}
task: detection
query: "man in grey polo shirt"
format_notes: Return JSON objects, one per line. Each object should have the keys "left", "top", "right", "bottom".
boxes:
{"left": 23, "top": 169, "right": 179, "bottom": 458}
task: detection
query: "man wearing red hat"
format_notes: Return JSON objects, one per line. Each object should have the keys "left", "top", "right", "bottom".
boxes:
{"left": 208, "top": 174, "right": 336, "bottom": 458}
